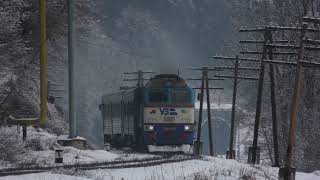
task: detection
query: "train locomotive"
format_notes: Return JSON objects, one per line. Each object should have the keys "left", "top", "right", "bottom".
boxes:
{"left": 100, "top": 74, "right": 195, "bottom": 152}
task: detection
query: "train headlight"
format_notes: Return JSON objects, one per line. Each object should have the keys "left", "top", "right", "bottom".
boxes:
{"left": 184, "top": 125, "right": 192, "bottom": 131}
{"left": 144, "top": 125, "right": 154, "bottom": 131}
{"left": 149, "top": 125, "right": 154, "bottom": 131}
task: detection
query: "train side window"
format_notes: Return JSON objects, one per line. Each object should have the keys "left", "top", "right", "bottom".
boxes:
{"left": 111, "top": 103, "right": 121, "bottom": 118}
{"left": 104, "top": 104, "right": 112, "bottom": 119}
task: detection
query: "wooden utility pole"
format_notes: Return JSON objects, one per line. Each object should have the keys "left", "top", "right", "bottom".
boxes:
{"left": 22, "top": 126, "right": 27, "bottom": 141}
{"left": 186, "top": 67, "right": 225, "bottom": 156}
{"left": 195, "top": 70, "right": 205, "bottom": 155}
{"left": 212, "top": 56, "right": 259, "bottom": 159}
{"left": 227, "top": 56, "right": 239, "bottom": 159}
{"left": 204, "top": 68, "right": 214, "bottom": 156}
{"left": 286, "top": 23, "right": 307, "bottom": 169}
{"left": 236, "top": 27, "right": 282, "bottom": 165}
{"left": 250, "top": 29, "right": 268, "bottom": 164}
{"left": 266, "top": 28, "right": 280, "bottom": 167}
{"left": 137, "top": 70, "right": 143, "bottom": 88}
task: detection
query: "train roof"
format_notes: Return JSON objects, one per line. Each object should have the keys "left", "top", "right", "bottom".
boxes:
{"left": 145, "top": 74, "right": 188, "bottom": 88}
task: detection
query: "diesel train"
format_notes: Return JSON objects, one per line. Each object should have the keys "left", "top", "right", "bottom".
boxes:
{"left": 100, "top": 74, "right": 195, "bottom": 152}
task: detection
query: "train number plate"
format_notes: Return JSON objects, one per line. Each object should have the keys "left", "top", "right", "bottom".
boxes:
{"left": 163, "top": 116, "right": 175, "bottom": 122}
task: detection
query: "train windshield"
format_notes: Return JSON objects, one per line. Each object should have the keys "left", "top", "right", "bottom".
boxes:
{"left": 171, "top": 89, "right": 191, "bottom": 103}
{"left": 147, "top": 89, "right": 192, "bottom": 104}
{"left": 148, "top": 90, "right": 169, "bottom": 103}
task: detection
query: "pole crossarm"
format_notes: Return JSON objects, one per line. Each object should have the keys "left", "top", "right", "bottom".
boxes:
{"left": 239, "top": 28, "right": 265, "bottom": 32}
{"left": 240, "top": 51, "right": 296, "bottom": 55}
{"left": 50, "top": 96, "right": 63, "bottom": 98}
{"left": 187, "top": 78, "right": 225, "bottom": 81}
{"left": 214, "top": 66, "right": 260, "bottom": 71}
{"left": 124, "top": 71, "right": 154, "bottom": 74}
{"left": 267, "top": 44, "right": 320, "bottom": 51}
{"left": 50, "top": 89, "right": 64, "bottom": 92}
{"left": 304, "top": 39, "right": 320, "bottom": 45}
{"left": 214, "top": 75, "right": 258, "bottom": 81}
{"left": 240, "top": 40, "right": 292, "bottom": 44}
{"left": 185, "top": 67, "right": 225, "bottom": 71}
{"left": 123, "top": 70, "right": 153, "bottom": 88}
{"left": 185, "top": 66, "right": 259, "bottom": 71}
{"left": 303, "top": 16, "right": 320, "bottom": 24}
{"left": 240, "top": 40, "right": 266, "bottom": 44}
{"left": 120, "top": 86, "right": 136, "bottom": 90}
{"left": 240, "top": 26, "right": 320, "bottom": 33}
{"left": 193, "top": 87, "right": 224, "bottom": 90}
{"left": 123, "top": 78, "right": 150, "bottom": 81}
{"left": 48, "top": 83, "right": 63, "bottom": 86}
{"left": 211, "top": 66, "right": 260, "bottom": 71}
{"left": 213, "top": 56, "right": 320, "bottom": 69}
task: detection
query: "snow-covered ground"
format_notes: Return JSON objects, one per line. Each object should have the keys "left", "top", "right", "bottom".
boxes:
{"left": 1, "top": 127, "right": 320, "bottom": 180}
{"left": 1, "top": 157, "right": 320, "bottom": 180}
{"left": 85, "top": 156, "right": 278, "bottom": 180}
{"left": 0, "top": 173, "right": 92, "bottom": 180}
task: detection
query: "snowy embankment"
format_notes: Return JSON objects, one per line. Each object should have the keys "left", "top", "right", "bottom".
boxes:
{"left": 0, "top": 127, "right": 119, "bottom": 168}
{"left": 22, "top": 129, "right": 117, "bottom": 166}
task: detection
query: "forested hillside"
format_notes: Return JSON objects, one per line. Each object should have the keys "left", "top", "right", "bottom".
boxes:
{"left": 226, "top": 0, "right": 320, "bottom": 172}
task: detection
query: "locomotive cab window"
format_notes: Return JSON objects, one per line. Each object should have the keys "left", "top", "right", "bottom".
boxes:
{"left": 148, "top": 90, "right": 169, "bottom": 103}
{"left": 171, "top": 89, "right": 191, "bottom": 104}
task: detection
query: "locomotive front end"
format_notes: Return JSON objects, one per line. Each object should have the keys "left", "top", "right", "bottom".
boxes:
{"left": 143, "top": 74, "right": 195, "bottom": 153}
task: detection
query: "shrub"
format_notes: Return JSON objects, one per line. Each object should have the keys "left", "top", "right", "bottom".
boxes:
{"left": 0, "top": 127, "right": 25, "bottom": 162}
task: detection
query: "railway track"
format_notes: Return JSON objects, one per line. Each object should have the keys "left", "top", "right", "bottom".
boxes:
{"left": 0, "top": 154, "right": 200, "bottom": 177}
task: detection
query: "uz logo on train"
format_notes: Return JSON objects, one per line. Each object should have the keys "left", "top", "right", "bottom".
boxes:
{"left": 159, "top": 108, "right": 177, "bottom": 116}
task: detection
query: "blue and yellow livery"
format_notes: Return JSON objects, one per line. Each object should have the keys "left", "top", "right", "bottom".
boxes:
{"left": 100, "top": 74, "right": 195, "bottom": 152}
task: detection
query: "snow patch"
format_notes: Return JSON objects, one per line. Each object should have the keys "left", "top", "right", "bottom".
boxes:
{"left": 58, "top": 135, "right": 87, "bottom": 141}
{"left": 19, "top": 146, "right": 119, "bottom": 167}
{"left": 296, "top": 171, "right": 320, "bottom": 180}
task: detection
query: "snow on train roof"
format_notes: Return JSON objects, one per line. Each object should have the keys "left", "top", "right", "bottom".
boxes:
{"left": 195, "top": 101, "right": 232, "bottom": 110}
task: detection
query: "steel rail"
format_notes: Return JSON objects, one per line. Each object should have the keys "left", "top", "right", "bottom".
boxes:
{"left": 0, "top": 154, "right": 200, "bottom": 177}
